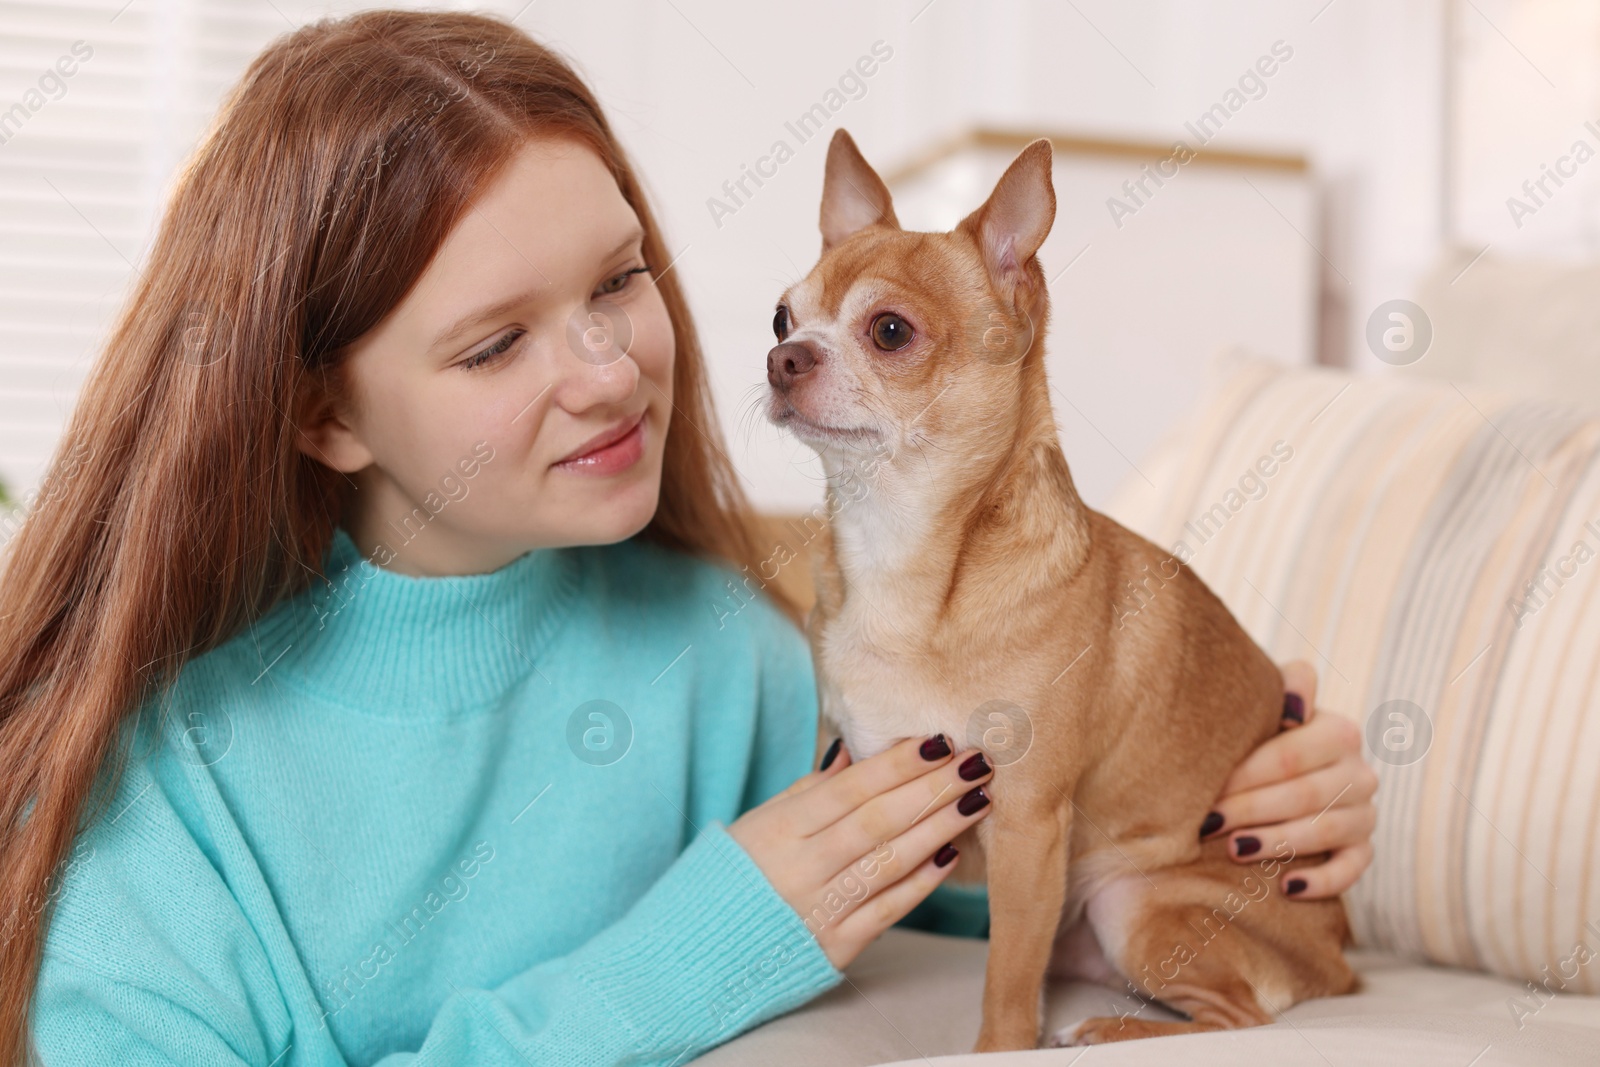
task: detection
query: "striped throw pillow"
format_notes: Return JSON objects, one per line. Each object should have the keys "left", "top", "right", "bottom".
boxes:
{"left": 1104, "top": 354, "right": 1600, "bottom": 994}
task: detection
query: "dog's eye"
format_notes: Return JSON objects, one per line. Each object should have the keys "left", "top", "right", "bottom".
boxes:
{"left": 773, "top": 305, "right": 790, "bottom": 341}
{"left": 870, "top": 312, "right": 913, "bottom": 352}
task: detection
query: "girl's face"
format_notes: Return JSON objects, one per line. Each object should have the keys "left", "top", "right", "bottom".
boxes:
{"left": 300, "top": 137, "right": 676, "bottom": 575}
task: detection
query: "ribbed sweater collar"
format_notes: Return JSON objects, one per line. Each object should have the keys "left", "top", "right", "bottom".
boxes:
{"left": 247, "top": 526, "right": 582, "bottom": 716}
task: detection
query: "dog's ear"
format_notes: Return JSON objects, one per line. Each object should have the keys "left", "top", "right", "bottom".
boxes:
{"left": 960, "top": 138, "right": 1056, "bottom": 297}
{"left": 820, "top": 129, "right": 899, "bottom": 251}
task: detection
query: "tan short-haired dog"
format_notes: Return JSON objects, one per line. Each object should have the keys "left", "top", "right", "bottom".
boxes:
{"left": 766, "top": 129, "right": 1354, "bottom": 1051}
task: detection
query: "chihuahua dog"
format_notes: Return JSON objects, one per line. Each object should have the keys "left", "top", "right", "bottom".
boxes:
{"left": 765, "top": 130, "right": 1354, "bottom": 1051}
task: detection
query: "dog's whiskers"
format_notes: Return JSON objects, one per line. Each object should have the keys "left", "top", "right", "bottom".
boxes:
{"left": 734, "top": 384, "right": 771, "bottom": 448}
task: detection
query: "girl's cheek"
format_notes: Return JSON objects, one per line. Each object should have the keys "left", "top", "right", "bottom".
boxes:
{"left": 632, "top": 293, "right": 676, "bottom": 386}
{"left": 480, "top": 340, "right": 560, "bottom": 456}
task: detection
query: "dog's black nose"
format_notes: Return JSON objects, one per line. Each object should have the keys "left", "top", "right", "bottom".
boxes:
{"left": 767, "top": 341, "right": 818, "bottom": 391}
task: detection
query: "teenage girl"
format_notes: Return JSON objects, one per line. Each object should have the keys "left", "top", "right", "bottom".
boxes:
{"left": 0, "top": 11, "right": 1377, "bottom": 1065}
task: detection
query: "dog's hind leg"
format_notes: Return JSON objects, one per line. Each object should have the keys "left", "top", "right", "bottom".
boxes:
{"left": 1054, "top": 863, "right": 1353, "bottom": 1047}
{"left": 973, "top": 794, "right": 1073, "bottom": 1052}
{"left": 1055, "top": 897, "right": 1274, "bottom": 1045}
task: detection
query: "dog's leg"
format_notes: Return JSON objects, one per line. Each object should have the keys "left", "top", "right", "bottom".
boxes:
{"left": 1056, "top": 859, "right": 1354, "bottom": 1046}
{"left": 973, "top": 793, "right": 1071, "bottom": 1052}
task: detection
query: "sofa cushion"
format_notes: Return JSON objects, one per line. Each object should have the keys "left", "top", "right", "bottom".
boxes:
{"left": 1103, "top": 354, "right": 1600, "bottom": 993}
{"left": 691, "top": 928, "right": 1600, "bottom": 1065}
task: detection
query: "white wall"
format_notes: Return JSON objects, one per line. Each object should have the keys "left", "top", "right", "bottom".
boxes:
{"left": 1452, "top": 0, "right": 1600, "bottom": 259}
{"left": 0, "top": 0, "right": 1457, "bottom": 515}
{"left": 513, "top": 0, "right": 1452, "bottom": 509}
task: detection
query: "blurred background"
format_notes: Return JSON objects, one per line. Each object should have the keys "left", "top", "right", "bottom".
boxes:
{"left": 1, "top": 0, "right": 1596, "bottom": 517}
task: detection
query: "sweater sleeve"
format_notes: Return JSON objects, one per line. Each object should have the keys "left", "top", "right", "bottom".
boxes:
{"left": 370, "top": 820, "right": 842, "bottom": 1065}
{"left": 34, "top": 814, "right": 840, "bottom": 1067}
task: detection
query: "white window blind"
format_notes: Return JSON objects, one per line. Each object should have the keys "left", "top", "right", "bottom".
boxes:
{"left": 0, "top": 0, "right": 288, "bottom": 506}
{"left": 0, "top": 0, "right": 500, "bottom": 510}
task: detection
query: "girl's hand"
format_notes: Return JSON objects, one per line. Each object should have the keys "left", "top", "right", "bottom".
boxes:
{"left": 1202, "top": 661, "right": 1378, "bottom": 899}
{"left": 729, "top": 734, "right": 994, "bottom": 970}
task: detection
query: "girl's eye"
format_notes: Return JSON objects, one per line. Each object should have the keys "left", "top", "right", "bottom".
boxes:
{"left": 596, "top": 265, "right": 652, "bottom": 297}
{"left": 461, "top": 329, "right": 524, "bottom": 370}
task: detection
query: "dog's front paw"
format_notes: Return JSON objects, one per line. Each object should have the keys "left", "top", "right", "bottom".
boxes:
{"left": 1047, "top": 1020, "right": 1088, "bottom": 1047}
{"left": 1049, "top": 1016, "right": 1128, "bottom": 1047}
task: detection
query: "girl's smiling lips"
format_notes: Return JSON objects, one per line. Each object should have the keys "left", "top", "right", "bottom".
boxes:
{"left": 552, "top": 409, "right": 647, "bottom": 474}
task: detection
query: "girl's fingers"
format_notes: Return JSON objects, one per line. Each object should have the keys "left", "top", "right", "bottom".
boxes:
{"left": 801, "top": 777, "right": 991, "bottom": 952}
{"left": 1279, "top": 841, "right": 1373, "bottom": 900}
{"left": 1217, "top": 711, "right": 1362, "bottom": 799}
{"left": 1223, "top": 803, "right": 1376, "bottom": 864}
{"left": 1209, "top": 756, "right": 1376, "bottom": 838}
{"left": 1279, "top": 661, "right": 1319, "bottom": 726}
{"left": 815, "top": 751, "right": 992, "bottom": 871}
{"left": 787, "top": 734, "right": 956, "bottom": 835}
{"left": 821, "top": 850, "right": 959, "bottom": 968}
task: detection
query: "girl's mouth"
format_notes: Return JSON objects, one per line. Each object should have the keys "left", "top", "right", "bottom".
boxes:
{"left": 552, "top": 410, "right": 646, "bottom": 475}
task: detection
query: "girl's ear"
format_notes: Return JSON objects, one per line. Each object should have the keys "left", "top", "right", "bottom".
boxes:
{"left": 294, "top": 392, "right": 374, "bottom": 474}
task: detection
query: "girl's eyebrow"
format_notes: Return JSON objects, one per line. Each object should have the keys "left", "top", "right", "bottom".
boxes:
{"left": 432, "top": 287, "right": 541, "bottom": 352}
{"left": 429, "top": 227, "right": 646, "bottom": 353}
{"left": 599, "top": 226, "right": 645, "bottom": 265}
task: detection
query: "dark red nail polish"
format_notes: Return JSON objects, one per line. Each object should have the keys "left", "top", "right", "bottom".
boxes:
{"left": 958, "top": 752, "right": 990, "bottom": 781}
{"left": 1199, "top": 811, "right": 1224, "bottom": 838}
{"left": 920, "top": 734, "right": 951, "bottom": 760}
{"left": 1283, "top": 692, "right": 1305, "bottom": 724}
{"left": 819, "top": 737, "right": 842, "bottom": 771}
{"left": 957, "top": 787, "right": 989, "bottom": 816}
{"left": 1234, "top": 835, "right": 1261, "bottom": 857}
{"left": 1286, "top": 877, "right": 1308, "bottom": 896}
{"left": 934, "top": 843, "right": 959, "bottom": 868}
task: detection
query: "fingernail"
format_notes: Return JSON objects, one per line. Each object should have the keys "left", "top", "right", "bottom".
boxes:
{"left": 920, "top": 734, "right": 951, "bottom": 761}
{"left": 957, "top": 787, "right": 990, "bottom": 816}
{"left": 1286, "top": 877, "right": 1308, "bottom": 896}
{"left": 934, "top": 843, "right": 959, "bottom": 868}
{"left": 1283, "top": 692, "right": 1305, "bottom": 724}
{"left": 1199, "top": 811, "right": 1224, "bottom": 839}
{"left": 1234, "top": 835, "right": 1261, "bottom": 857}
{"left": 819, "top": 738, "right": 842, "bottom": 771}
{"left": 958, "top": 752, "right": 991, "bottom": 781}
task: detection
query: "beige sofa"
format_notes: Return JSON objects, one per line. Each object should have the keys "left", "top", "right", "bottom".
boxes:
{"left": 695, "top": 928, "right": 1600, "bottom": 1065}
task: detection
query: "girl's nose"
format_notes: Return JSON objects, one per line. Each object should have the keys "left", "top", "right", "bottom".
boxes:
{"left": 566, "top": 300, "right": 636, "bottom": 368}
{"left": 551, "top": 316, "right": 642, "bottom": 411}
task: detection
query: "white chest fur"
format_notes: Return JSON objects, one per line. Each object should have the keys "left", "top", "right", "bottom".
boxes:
{"left": 814, "top": 594, "right": 980, "bottom": 760}
{"left": 813, "top": 455, "right": 1009, "bottom": 758}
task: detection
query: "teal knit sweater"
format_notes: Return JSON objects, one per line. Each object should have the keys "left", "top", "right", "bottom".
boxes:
{"left": 30, "top": 528, "right": 985, "bottom": 1065}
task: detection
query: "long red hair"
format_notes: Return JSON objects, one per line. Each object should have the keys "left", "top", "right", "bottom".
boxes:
{"left": 0, "top": 10, "right": 793, "bottom": 1061}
